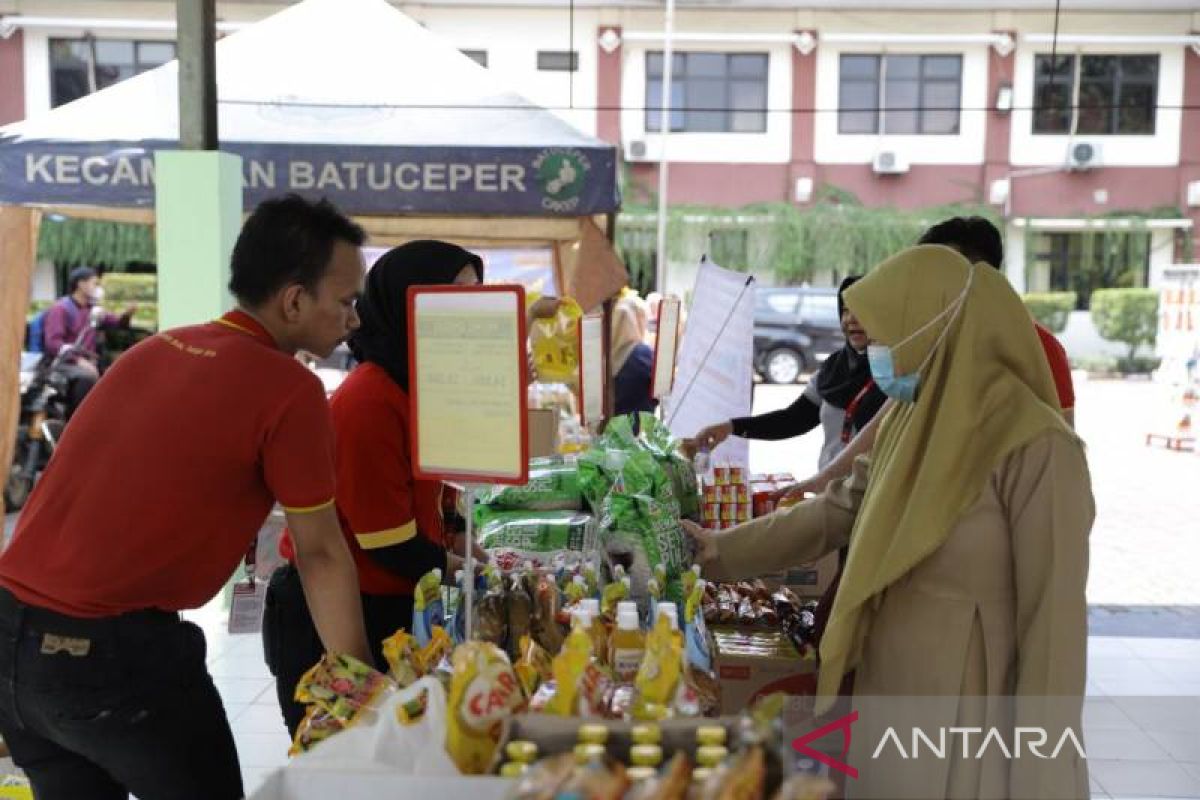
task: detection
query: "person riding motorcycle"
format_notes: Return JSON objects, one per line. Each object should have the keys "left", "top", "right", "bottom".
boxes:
{"left": 41, "top": 267, "right": 136, "bottom": 418}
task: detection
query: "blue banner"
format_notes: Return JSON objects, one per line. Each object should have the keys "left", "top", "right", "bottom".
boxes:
{"left": 0, "top": 139, "right": 620, "bottom": 216}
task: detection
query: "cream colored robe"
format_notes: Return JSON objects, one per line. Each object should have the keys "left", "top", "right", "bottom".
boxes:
{"left": 706, "top": 430, "right": 1094, "bottom": 800}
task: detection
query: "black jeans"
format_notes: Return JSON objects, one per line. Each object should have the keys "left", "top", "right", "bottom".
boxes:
{"left": 0, "top": 589, "right": 242, "bottom": 800}
{"left": 262, "top": 564, "right": 413, "bottom": 737}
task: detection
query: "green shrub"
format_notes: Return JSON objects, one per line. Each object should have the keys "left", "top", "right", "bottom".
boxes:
{"left": 102, "top": 273, "right": 157, "bottom": 303}
{"left": 1022, "top": 292, "right": 1076, "bottom": 334}
{"left": 1090, "top": 289, "right": 1159, "bottom": 369}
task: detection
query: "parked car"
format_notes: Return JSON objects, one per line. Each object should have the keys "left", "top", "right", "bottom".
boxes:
{"left": 753, "top": 287, "right": 843, "bottom": 384}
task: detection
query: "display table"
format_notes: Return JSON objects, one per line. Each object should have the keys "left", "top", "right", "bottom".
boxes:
{"left": 251, "top": 767, "right": 511, "bottom": 800}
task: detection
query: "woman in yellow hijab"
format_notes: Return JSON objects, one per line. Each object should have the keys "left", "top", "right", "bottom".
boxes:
{"left": 686, "top": 245, "right": 1093, "bottom": 799}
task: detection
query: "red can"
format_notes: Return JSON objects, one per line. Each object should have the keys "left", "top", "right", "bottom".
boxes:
{"left": 703, "top": 502, "right": 721, "bottom": 525}
{"left": 713, "top": 466, "right": 731, "bottom": 486}
{"left": 720, "top": 503, "right": 737, "bottom": 522}
{"left": 730, "top": 466, "right": 746, "bottom": 485}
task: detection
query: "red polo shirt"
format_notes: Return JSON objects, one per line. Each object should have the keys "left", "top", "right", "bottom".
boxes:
{"left": 1034, "top": 322, "right": 1076, "bottom": 411}
{"left": 0, "top": 311, "right": 336, "bottom": 617}
{"left": 280, "top": 362, "right": 446, "bottom": 596}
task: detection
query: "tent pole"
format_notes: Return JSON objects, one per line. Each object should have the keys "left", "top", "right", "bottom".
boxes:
{"left": 0, "top": 206, "right": 40, "bottom": 519}
{"left": 176, "top": 0, "right": 217, "bottom": 150}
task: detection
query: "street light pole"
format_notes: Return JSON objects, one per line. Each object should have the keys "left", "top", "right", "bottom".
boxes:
{"left": 176, "top": 0, "right": 217, "bottom": 151}
{"left": 653, "top": 0, "right": 675, "bottom": 296}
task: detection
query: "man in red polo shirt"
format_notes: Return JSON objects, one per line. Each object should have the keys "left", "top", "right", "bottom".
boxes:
{"left": 782, "top": 216, "right": 1076, "bottom": 501}
{"left": 0, "top": 195, "right": 372, "bottom": 800}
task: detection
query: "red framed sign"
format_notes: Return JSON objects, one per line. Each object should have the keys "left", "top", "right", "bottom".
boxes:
{"left": 651, "top": 295, "right": 683, "bottom": 400}
{"left": 577, "top": 312, "right": 605, "bottom": 426}
{"left": 407, "top": 285, "right": 529, "bottom": 485}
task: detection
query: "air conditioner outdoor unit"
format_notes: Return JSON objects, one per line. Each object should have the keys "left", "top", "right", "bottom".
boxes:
{"left": 872, "top": 150, "right": 909, "bottom": 175}
{"left": 1067, "top": 141, "right": 1101, "bottom": 171}
{"left": 625, "top": 139, "right": 649, "bottom": 161}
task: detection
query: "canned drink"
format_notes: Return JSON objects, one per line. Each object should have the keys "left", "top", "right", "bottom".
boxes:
{"left": 737, "top": 502, "right": 752, "bottom": 522}
{"left": 730, "top": 466, "right": 745, "bottom": 485}
{"left": 703, "top": 503, "right": 720, "bottom": 524}
{"left": 703, "top": 483, "right": 719, "bottom": 502}
{"left": 736, "top": 484, "right": 750, "bottom": 503}
{"left": 720, "top": 503, "right": 737, "bottom": 522}
{"left": 751, "top": 490, "right": 775, "bottom": 518}
{"left": 713, "top": 466, "right": 731, "bottom": 486}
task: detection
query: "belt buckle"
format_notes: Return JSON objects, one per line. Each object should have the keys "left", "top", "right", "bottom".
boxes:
{"left": 40, "top": 633, "right": 91, "bottom": 657}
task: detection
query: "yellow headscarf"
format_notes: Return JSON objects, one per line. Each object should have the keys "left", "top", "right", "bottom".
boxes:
{"left": 817, "top": 245, "right": 1076, "bottom": 702}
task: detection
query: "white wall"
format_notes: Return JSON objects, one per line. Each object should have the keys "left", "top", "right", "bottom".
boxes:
{"left": 813, "top": 41, "right": 990, "bottom": 166}
{"left": 417, "top": 7, "right": 600, "bottom": 136}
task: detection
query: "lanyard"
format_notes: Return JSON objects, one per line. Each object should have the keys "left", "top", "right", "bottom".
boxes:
{"left": 840, "top": 379, "right": 876, "bottom": 444}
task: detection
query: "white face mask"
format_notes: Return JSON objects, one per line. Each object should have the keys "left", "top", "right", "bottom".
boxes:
{"left": 865, "top": 263, "right": 976, "bottom": 403}
{"left": 89, "top": 286, "right": 105, "bottom": 304}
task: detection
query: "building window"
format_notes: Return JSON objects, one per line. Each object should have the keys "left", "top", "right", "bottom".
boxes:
{"left": 837, "top": 54, "right": 962, "bottom": 135}
{"left": 50, "top": 38, "right": 176, "bottom": 108}
{"left": 1028, "top": 231, "right": 1151, "bottom": 309}
{"left": 537, "top": 50, "right": 578, "bottom": 72}
{"left": 1033, "top": 54, "right": 1158, "bottom": 135}
{"left": 461, "top": 49, "right": 488, "bottom": 68}
{"left": 645, "top": 52, "right": 768, "bottom": 134}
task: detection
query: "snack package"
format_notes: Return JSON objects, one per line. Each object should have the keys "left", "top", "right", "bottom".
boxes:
{"left": 476, "top": 510, "right": 598, "bottom": 572}
{"left": 294, "top": 653, "right": 392, "bottom": 725}
{"left": 699, "top": 746, "right": 766, "bottom": 800}
{"left": 445, "top": 642, "right": 526, "bottom": 774}
{"left": 770, "top": 775, "right": 836, "bottom": 800}
{"left": 555, "top": 751, "right": 630, "bottom": 800}
{"left": 601, "top": 576, "right": 631, "bottom": 617}
{"left": 632, "top": 615, "right": 683, "bottom": 721}
{"left": 683, "top": 580, "right": 719, "bottom": 715}
{"left": 507, "top": 574, "right": 535, "bottom": 663}
{"left": 412, "top": 568, "right": 444, "bottom": 648}
{"left": 526, "top": 571, "right": 566, "bottom": 655}
{"left": 477, "top": 457, "right": 584, "bottom": 511}
{"left": 626, "top": 751, "right": 692, "bottom": 800}
{"left": 476, "top": 568, "right": 509, "bottom": 650}
{"left": 289, "top": 706, "right": 346, "bottom": 756}
{"left": 542, "top": 622, "right": 615, "bottom": 717}
{"left": 515, "top": 634, "right": 554, "bottom": 698}
{"left": 416, "top": 626, "right": 454, "bottom": 675}
{"left": 530, "top": 296, "right": 583, "bottom": 383}
{"left": 395, "top": 684, "right": 431, "bottom": 726}
{"left": 381, "top": 629, "right": 422, "bottom": 688}
{"left": 510, "top": 752, "right": 578, "bottom": 800}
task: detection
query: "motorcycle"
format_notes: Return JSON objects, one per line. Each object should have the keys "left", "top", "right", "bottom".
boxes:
{"left": 4, "top": 308, "right": 101, "bottom": 511}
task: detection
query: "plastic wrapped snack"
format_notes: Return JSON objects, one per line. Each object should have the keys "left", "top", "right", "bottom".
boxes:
{"left": 412, "top": 568, "right": 444, "bottom": 648}
{"left": 507, "top": 575, "right": 535, "bottom": 663}
{"left": 632, "top": 615, "right": 683, "bottom": 721}
{"left": 381, "top": 629, "right": 422, "bottom": 688}
{"left": 476, "top": 510, "right": 598, "bottom": 573}
{"left": 289, "top": 706, "right": 346, "bottom": 756}
{"left": 530, "top": 297, "right": 583, "bottom": 383}
{"left": 476, "top": 457, "right": 584, "bottom": 512}
{"left": 542, "top": 622, "right": 615, "bottom": 717}
{"left": 445, "top": 642, "right": 526, "bottom": 774}
{"left": 294, "top": 653, "right": 392, "bottom": 725}
{"left": 515, "top": 634, "right": 554, "bottom": 697}
{"left": 476, "top": 569, "right": 510, "bottom": 650}
{"left": 416, "top": 626, "right": 453, "bottom": 675}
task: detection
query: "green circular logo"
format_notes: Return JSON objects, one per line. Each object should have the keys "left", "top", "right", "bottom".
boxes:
{"left": 536, "top": 152, "right": 585, "bottom": 201}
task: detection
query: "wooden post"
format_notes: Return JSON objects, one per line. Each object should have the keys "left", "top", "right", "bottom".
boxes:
{"left": 0, "top": 206, "right": 40, "bottom": 517}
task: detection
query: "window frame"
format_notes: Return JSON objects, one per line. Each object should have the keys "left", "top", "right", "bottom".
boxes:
{"left": 536, "top": 50, "right": 579, "bottom": 72}
{"left": 1031, "top": 52, "right": 1159, "bottom": 136}
{"left": 49, "top": 36, "right": 177, "bottom": 108}
{"left": 836, "top": 52, "right": 963, "bottom": 136}
{"left": 644, "top": 51, "right": 769, "bottom": 135}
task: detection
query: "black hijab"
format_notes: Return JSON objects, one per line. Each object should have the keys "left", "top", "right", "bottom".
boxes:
{"left": 814, "top": 276, "right": 886, "bottom": 428}
{"left": 348, "top": 240, "right": 484, "bottom": 391}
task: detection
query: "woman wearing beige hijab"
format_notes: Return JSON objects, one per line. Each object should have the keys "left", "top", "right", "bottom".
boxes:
{"left": 612, "top": 293, "right": 657, "bottom": 416}
{"left": 685, "top": 245, "right": 1093, "bottom": 799}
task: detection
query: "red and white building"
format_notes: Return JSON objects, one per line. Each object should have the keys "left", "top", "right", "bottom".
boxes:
{"left": 2, "top": 0, "right": 1198, "bottom": 314}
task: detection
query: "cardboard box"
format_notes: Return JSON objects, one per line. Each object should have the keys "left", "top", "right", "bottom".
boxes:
{"left": 712, "top": 626, "right": 817, "bottom": 716}
{"left": 527, "top": 408, "right": 558, "bottom": 458}
{"left": 761, "top": 552, "right": 839, "bottom": 599}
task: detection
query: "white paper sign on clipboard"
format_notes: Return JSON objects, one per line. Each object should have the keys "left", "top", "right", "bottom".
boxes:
{"left": 651, "top": 296, "right": 683, "bottom": 400}
{"left": 577, "top": 313, "right": 605, "bottom": 425}
{"left": 408, "top": 285, "right": 529, "bottom": 486}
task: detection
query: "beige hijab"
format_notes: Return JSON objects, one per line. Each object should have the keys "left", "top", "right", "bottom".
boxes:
{"left": 817, "top": 245, "right": 1077, "bottom": 703}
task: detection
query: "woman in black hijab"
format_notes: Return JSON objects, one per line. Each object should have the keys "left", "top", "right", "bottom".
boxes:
{"left": 263, "top": 240, "right": 484, "bottom": 736}
{"left": 687, "top": 276, "right": 887, "bottom": 471}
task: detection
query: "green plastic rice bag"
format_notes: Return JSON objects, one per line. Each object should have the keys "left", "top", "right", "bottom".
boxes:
{"left": 476, "top": 457, "right": 583, "bottom": 512}
{"left": 476, "top": 509, "right": 597, "bottom": 572}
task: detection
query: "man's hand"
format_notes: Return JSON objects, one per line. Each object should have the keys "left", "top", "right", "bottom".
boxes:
{"left": 452, "top": 532, "right": 489, "bottom": 563}
{"left": 680, "top": 519, "right": 719, "bottom": 566}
